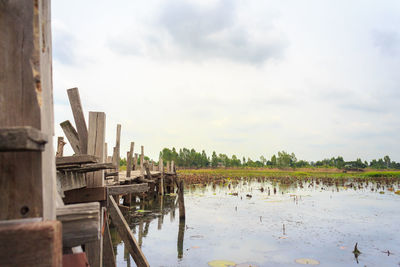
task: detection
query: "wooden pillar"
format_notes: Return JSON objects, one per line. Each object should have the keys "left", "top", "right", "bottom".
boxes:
{"left": 140, "top": 146, "right": 144, "bottom": 178}
{"left": 67, "top": 87, "right": 88, "bottom": 154}
{"left": 126, "top": 142, "right": 134, "bottom": 178}
{"left": 159, "top": 157, "right": 164, "bottom": 196}
{"left": 171, "top": 161, "right": 175, "bottom": 173}
{"left": 113, "top": 124, "right": 121, "bottom": 182}
{"left": 104, "top": 142, "right": 108, "bottom": 163}
{"left": 56, "top": 137, "right": 66, "bottom": 157}
{"left": 86, "top": 112, "right": 106, "bottom": 188}
{"left": 0, "top": 0, "right": 56, "bottom": 221}
{"left": 133, "top": 153, "right": 138, "bottom": 171}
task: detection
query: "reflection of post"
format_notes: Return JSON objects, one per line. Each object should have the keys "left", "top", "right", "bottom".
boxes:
{"left": 178, "top": 180, "right": 186, "bottom": 220}
{"left": 177, "top": 220, "right": 185, "bottom": 259}
{"left": 157, "top": 214, "right": 164, "bottom": 230}
{"left": 138, "top": 221, "right": 143, "bottom": 247}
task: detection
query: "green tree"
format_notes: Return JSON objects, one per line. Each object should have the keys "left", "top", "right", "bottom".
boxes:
{"left": 211, "top": 151, "right": 218, "bottom": 168}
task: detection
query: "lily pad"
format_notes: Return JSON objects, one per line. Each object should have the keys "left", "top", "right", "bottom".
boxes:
{"left": 208, "top": 260, "right": 236, "bottom": 267}
{"left": 395, "top": 190, "right": 400, "bottom": 195}
{"left": 136, "top": 210, "right": 151, "bottom": 213}
{"left": 295, "top": 258, "right": 320, "bottom": 265}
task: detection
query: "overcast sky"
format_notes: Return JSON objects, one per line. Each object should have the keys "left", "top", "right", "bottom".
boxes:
{"left": 52, "top": 0, "right": 400, "bottom": 162}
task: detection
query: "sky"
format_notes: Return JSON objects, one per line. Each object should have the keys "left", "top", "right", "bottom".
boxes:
{"left": 51, "top": 0, "right": 400, "bottom": 162}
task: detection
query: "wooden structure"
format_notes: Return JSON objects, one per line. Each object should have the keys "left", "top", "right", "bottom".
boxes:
{"left": 0, "top": 2, "right": 180, "bottom": 266}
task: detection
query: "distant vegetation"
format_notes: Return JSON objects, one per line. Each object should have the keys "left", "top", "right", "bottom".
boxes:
{"left": 158, "top": 147, "right": 400, "bottom": 170}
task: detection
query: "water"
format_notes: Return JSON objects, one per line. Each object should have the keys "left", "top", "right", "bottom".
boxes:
{"left": 111, "top": 178, "right": 400, "bottom": 266}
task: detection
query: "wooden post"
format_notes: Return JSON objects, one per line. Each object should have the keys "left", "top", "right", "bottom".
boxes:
{"left": 159, "top": 157, "right": 164, "bottom": 196}
{"left": 167, "top": 161, "right": 171, "bottom": 173}
{"left": 177, "top": 220, "right": 185, "bottom": 259}
{"left": 67, "top": 87, "right": 88, "bottom": 154}
{"left": 114, "top": 124, "right": 121, "bottom": 181}
{"left": 85, "top": 207, "right": 104, "bottom": 267}
{"left": 140, "top": 146, "right": 144, "bottom": 178}
{"left": 108, "top": 196, "right": 149, "bottom": 267}
{"left": 103, "top": 217, "right": 116, "bottom": 267}
{"left": 0, "top": 0, "right": 57, "bottom": 220}
{"left": 104, "top": 142, "right": 108, "bottom": 163}
{"left": 56, "top": 137, "right": 66, "bottom": 157}
{"left": 86, "top": 112, "right": 106, "bottom": 188}
{"left": 178, "top": 180, "right": 185, "bottom": 220}
{"left": 134, "top": 153, "right": 138, "bottom": 171}
{"left": 171, "top": 161, "right": 175, "bottom": 173}
{"left": 126, "top": 142, "right": 134, "bottom": 178}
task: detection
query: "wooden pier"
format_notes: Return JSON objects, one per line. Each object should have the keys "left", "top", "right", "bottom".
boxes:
{"left": 0, "top": 1, "right": 183, "bottom": 266}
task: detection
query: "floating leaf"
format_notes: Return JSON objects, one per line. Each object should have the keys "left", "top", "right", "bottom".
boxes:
{"left": 136, "top": 210, "right": 151, "bottom": 213}
{"left": 379, "top": 191, "right": 385, "bottom": 194}
{"left": 395, "top": 190, "right": 400, "bottom": 195}
{"left": 208, "top": 260, "right": 236, "bottom": 267}
{"left": 295, "top": 258, "right": 320, "bottom": 265}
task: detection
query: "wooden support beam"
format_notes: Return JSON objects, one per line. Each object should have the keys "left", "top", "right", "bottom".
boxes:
{"left": 67, "top": 87, "right": 88, "bottom": 154}
{"left": 0, "top": 220, "right": 62, "bottom": 266}
{"left": 57, "top": 202, "right": 100, "bottom": 248}
{"left": 113, "top": 124, "right": 121, "bottom": 182}
{"left": 60, "top": 120, "right": 81, "bottom": 154}
{"left": 87, "top": 112, "right": 106, "bottom": 187}
{"left": 134, "top": 153, "right": 138, "bottom": 170}
{"left": 107, "top": 184, "right": 149, "bottom": 196}
{"left": 57, "top": 171, "right": 86, "bottom": 194}
{"left": 0, "top": 127, "right": 48, "bottom": 151}
{"left": 108, "top": 196, "right": 149, "bottom": 267}
{"left": 63, "top": 187, "right": 106, "bottom": 204}
{"left": 178, "top": 180, "right": 186, "bottom": 220}
{"left": 56, "top": 136, "right": 66, "bottom": 157}
{"left": 0, "top": 0, "right": 56, "bottom": 220}
{"left": 143, "top": 161, "right": 152, "bottom": 180}
{"left": 126, "top": 142, "right": 134, "bottom": 177}
{"left": 56, "top": 154, "right": 98, "bottom": 166}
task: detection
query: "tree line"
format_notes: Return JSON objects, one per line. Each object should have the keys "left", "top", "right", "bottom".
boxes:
{"left": 157, "top": 147, "right": 400, "bottom": 170}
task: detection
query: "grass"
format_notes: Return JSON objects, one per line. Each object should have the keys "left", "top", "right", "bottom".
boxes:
{"left": 177, "top": 168, "right": 400, "bottom": 179}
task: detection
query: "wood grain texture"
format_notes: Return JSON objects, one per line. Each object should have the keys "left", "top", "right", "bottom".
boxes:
{"left": 126, "top": 142, "right": 134, "bottom": 177}
{"left": 0, "top": 126, "right": 48, "bottom": 151}
{"left": 108, "top": 196, "right": 149, "bottom": 267}
{"left": 67, "top": 88, "right": 88, "bottom": 154}
{"left": 60, "top": 120, "right": 81, "bottom": 154}
{"left": 87, "top": 112, "right": 106, "bottom": 187}
{"left": 63, "top": 187, "right": 106, "bottom": 204}
{"left": 0, "top": 220, "right": 62, "bottom": 266}
{"left": 56, "top": 154, "right": 98, "bottom": 165}
{"left": 102, "top": 217, "right": 116, "bottom": 267}
{"left": 57, "top": 202, "right": 100, "bottom": 247}
{"left": 85, "top": 207, "right": 104, "bottom": 267}
{"left": 0, "top": 0, "right": 56, "bottom": 220}
{"left": 56, "top": 136, "right": 66, "bottom": 157}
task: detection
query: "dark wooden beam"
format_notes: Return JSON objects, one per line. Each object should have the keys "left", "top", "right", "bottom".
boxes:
{"left": 0, "top": 220, "right": 62, "bottom": 266}
{"left": 67, "top": 87, "right": 88, "bottom": 154}
{"left": 60, "top": 120, "right": 81, "bottom": 154}
{"left": 63, "top": 187, "right": 106, "bottom": 204}
{"left": 56, "top": 154, "right": 98, "bottom": 166}
{"left": 0, "top": 127, "right": 48, "bottom": 152}
{"left": 107, "top": 184, "right": 149, "bottom": 196}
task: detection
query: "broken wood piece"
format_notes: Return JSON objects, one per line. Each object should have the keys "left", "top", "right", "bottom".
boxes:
{"left": 107, "top": 184, "right": 149, "bottom": 196}
{"left": 60, "top": 120, "right": 81, "bottom": 154}
{"left": 0, "top": 220, "right": 62, "bottom": 266}
{"left": 87, "top": 112, "right": 106, "bottom": 187}
{"left": 56, "top": 136, "right": 66, "bottom": 157}
{"left": 108, "top": 196, "right": 149, "bottom": 267}
{"left": 126, "top": 142, "right": 134, "bottom": 177}
{"left": 56, "top": 154, "right": 99, "bottom": 166}
{"left": 57, "top": 171, "right": 87, "bottom": 195}
{"left": 0, "top": 126, "right": 48, "bottom": 151}
{"left": 62, "top": 163, "right": 115, "bottom": 173}
{"left": 67, "top": 88, "right": 88, "bottom": 154}
{"left": 56, "top": 202, "right": 100, "bottom": 247}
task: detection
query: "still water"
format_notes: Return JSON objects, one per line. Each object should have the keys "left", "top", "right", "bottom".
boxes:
{"left": 111, "top": 178, "right": 400, "bottom": 266}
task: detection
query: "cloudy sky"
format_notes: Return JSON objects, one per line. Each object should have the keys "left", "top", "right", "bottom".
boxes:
{"left": 52, "top": 0, "right": 400, "bottom": 162}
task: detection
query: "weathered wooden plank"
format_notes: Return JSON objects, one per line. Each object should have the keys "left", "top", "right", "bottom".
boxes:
{"left": 87, "top": 112, "right": 106, "bottom": 187}
{"left": 63, "top": 187, "right": 106, "bottom": 204}
{"left": 126, "top": 142, "right": 134, "bottom": 177}
{"left": 103, "top": 217, "right": 116, "bottom": 267}
{"left": 57, "top": 171, "right": 86, "bottom": 195}
{"left": 85, "top": 207, "right": 104, "bottom": 267}
{"left": 133, "top": 153, "right": 138, "bottom": 170}
{"left": 67, "top": 87, "right": 88, "bottom": 154}
{"left": 56, "top": 154, "right": 98, "bottom": 166}
{"left": 0, "top": 0, "right": 56, "bottom": 220}
{"left": 60, "top": 120, "right": 81, "bottom": 154}
{"left": 108, "top": 196, "right": 149, "bottom": 267}
{"left": 56, "top": 136, "right": 66, "bottom": 157}
{"left": 0, "top": 127, "right": 48, "bottom": 151}
{"left": 107, "top": 184, "right": 149, "bottom": 196}
{"left": 0, "top": 220, "right": 62, "bottom": 266}
{"left": 61, "top": 163, "right": 115, "bottom": 173}
{"left": 57, "top": 202, "right": 100, "bottom": 247}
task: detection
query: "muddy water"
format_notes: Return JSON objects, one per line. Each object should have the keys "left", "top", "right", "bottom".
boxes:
{"left": 111, "top": 178, "right": 400, "bottom": 266}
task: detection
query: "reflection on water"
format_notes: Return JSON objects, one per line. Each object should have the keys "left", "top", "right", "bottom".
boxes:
{"left": 111, "top": 177, "right": 400, "bottom": 266}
